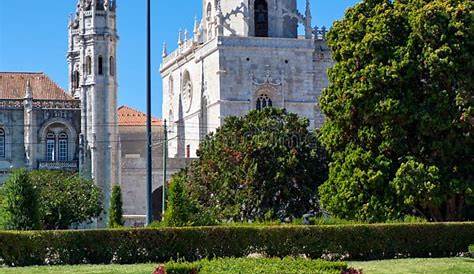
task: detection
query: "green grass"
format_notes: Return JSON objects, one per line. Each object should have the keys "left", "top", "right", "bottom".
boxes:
{"left": 350, "top": 257, "right": 474, "bottom": 274}
{"left": 0, "top": 258, "right": 472, "bottom": 274}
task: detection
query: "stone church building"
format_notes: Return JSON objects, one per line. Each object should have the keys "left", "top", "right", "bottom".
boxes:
{"left": 161, "top": 0, "right": 332, "bottom": 158}
{"left": 0, "top": 0, "right": 331, "bottom": 226}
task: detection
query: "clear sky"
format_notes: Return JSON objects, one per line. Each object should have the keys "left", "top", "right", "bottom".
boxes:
{"left": 0, "top": 0, "right": 359, "bottom": 117}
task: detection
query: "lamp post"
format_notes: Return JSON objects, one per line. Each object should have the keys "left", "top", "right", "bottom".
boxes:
{"left": 146, "top": 0, "right": 153, "bottom": 226}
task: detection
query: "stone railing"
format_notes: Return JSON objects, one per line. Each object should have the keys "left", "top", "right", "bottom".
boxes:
{"left": 0, "top": 99, "right": 23, "bottom": 109}
{"left": 38, "top": 161, "right": 79, "bottom": 171}
{"left": 32, "top": 100, "right": 81, "bottom": 110}
{"left": 313, "top": 26, "right": 328, "bottom": 41}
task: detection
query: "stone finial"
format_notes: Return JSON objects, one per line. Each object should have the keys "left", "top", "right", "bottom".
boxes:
{"left": 162, "top": 42, "right": 168, "bottom": 58}
{"left": 184, "top": 29, "right": 189, "bottom": 42}
{"left": 305, "top": 0, "right": 313, "bottom": 39}
{"left": 178, "top": 29, "right": 183, "bottom": 46}
{"left": 25, "top": 80, "right": 33, "bottom": 99}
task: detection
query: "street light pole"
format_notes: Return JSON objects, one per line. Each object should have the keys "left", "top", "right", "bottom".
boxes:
{"left": 146, "top": 0, "right": 153, "bottom": 226}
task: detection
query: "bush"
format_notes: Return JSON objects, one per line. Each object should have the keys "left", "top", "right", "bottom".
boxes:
{"left": 109, "top": 185, "right": 124, "bottom": 228}
{"left": 162, "top": 258, "right": 347, "bottom": 274}
{"left": 29, "top": 170, "right": 103, "bottom": 229}
{"left": 0, "top": 169, "right": 40, "bottom": 230}
{"left": 0, "top": 223, "right": 472, "bottom": 266}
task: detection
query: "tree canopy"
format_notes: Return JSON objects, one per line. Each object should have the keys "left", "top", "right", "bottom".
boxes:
{"left": 319, "top": 0, "right": 473, "bottom": 221}
{"left": 171, "top": 108, "right": 328, "bottom": 223}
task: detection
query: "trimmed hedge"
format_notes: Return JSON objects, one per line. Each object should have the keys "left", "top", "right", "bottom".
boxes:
{"left": 162, "top": 258, "right": 348, "bottom": 274}
{"left": 0, "top": 223, "right": 473, "bottom": 266}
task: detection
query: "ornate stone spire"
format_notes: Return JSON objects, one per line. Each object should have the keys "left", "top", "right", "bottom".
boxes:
{"left": 305, "top": 0, "right": 313, "bottom": 39}
{"left": 162, "top": 42, "right": 168, "bottom": 58}
{"left": 25, "top": 80, "right": 32, "bottom": 99}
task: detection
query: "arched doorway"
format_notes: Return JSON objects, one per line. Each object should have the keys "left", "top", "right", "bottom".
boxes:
{"left": 254, "top": 0, "right": 268, "bottom": 37}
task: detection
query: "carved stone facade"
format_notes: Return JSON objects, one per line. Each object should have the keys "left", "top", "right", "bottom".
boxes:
{"left": 161, "top": 0, "right": 332, "bottom": 158}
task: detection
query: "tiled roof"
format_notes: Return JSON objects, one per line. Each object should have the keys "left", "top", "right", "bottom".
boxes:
{"left": 117, "top": 105, "right": 162, "bottom": 126}
{"left": 0, "top": 72, "right": 73, "bottom": 100}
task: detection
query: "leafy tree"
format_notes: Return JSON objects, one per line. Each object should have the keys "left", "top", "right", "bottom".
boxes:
{"left": 163, "top": 171, "right": 215, "bottom": 227}
{"left": 319, "top": 0, "right": 473, "bottom": 221}
{"left": 181, "top": 108, "right": 327, "bottom": 222}
{"left": 109, "top": 185, "right": 124, "bottom": 228}
{"left": 0, "top": 169, "right": 40, "bottom": 230}
{"left": 29, "top": 171, "right": 103, "bottom": 229}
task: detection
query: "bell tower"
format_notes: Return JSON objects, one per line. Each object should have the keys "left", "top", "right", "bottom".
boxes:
{"left": 68, "top": 0, "right": 120, "bottom": 227}
{"left": 201, "top": 0, "right": 307, "bottom": 40}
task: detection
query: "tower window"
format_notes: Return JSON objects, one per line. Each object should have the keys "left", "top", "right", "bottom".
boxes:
{"left": 0, "top": 128, "right": 5, "bottom": 159}
{"left": 109, "top": 56, "right": 115, "bottom": 76}
{"left": 98, "top": 56, "right": 104, "bottom": 75}
{"left": 86, "top": 56, "right": 92, "bottom": 75}
{"left": 254, "top": 0, "right": 269, "bottom": 37}
{"left": 206, "top": 3, "right": 212, "bottom": 20}
{"left": 186, "top": 145, "right": 191, "bottom": 158}
{"left": 58, "top": 133, "right": 68, "bottom": 162}
{"left": 72, "top": 71, "right": 80, "bottom": 89}
{"left": 46, "top": 132, "right": 56, "bottom": 162}
{"left": 256, "top": 94, "right": 272, "bottom": 110}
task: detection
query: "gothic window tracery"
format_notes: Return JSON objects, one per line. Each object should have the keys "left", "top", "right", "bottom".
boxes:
{"left": 254, "top": 0, "right": 269, "bottom": 37}
{"left": 182, "top": 71, "right": 193, "bottom": 112}
{"left": 256, "top": 94, "right": 272, "bottom": 110}
{"left": 58, "top": 133, "right": 69, "bottom": 162}
{"left": 0, "top": 128, "right": 5, "bottom": 159}
{"left": 98, "top": 56, "right": 104, "bottom": 75}
{"left": 46, "top": 132, "right": 56, "bottom": 161}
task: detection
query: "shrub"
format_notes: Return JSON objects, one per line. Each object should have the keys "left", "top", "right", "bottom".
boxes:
{"left": 29, "top": 170, "right": 103, "bottom": 229}
{"left": 109, "top": 185, "right": 124, "bottom": 228}
{"left": 0, "top": 223, "right": 472, "bottom": 266}
{"left": 0, "top": 169, "right": 40, "bottom": 230}
{"left": 163, "top": 258, "right": 347, "bottom": 274}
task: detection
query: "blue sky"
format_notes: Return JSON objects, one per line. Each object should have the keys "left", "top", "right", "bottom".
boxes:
{"left": 0, "top": 0, "right": 358, "bottom": 117}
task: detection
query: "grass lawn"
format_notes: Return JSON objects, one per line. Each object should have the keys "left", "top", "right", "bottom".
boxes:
{"left": 0, "top": 257, "right": 472, "bottom": 274}
{"left": 350, "top": 257, "right": 474, "bottom": 274}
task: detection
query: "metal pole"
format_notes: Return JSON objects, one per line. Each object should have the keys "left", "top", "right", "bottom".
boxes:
{"left": 146, "top": 0, "right": 153, "bottom": 226}
{"left": 162, "top": 120, "right": 168, "bottom": 220}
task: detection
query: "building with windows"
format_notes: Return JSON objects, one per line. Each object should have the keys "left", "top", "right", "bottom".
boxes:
{"left": 161, "top": 0, "right": 332, "bottom": 158}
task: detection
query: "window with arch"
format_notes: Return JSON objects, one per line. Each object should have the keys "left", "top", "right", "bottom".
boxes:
{"left": 98, "top": 56, "right": 104, "bottom": 75}
{"left": 86, "top": 56, "right": 92, "bottom": 75}
{"left": 58, "top": 133, "right": 68, "bottom": 162}
{"left": 256, "top": 94, "right": 272, "bottom": 110}
{"left": 46, "top": 132, "right": 56, "bottom": 161}
{"left": 72, "top": 71, "right": 80, "bottom": 89}
{"left": 254, "top": 0, "right": 269, "bottom": 37}
{"left": 109, "top": 56, "right": 115, "bottom": 76}
{"left": 0, "top": 128, "right": 5, "bottom": 159}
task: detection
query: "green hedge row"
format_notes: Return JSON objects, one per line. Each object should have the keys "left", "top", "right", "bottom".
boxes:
{"left": 0, "top": 223, "right": 473, "bottom": 266}
{"left": 161, "top": 258, "right": 348, "bottom": 274}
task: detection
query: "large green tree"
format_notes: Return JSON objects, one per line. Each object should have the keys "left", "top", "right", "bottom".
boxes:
{"left": 0, "top": 169, "right": 41, "bottom": 230}
{"left": 319, "top": 0, "right": 473, "bottom": 221}
{"left": 30, "top": 171, "right": 103, "bottom": 229}
{"left": 178, "top": 108, "right": 327, "bottom": 222}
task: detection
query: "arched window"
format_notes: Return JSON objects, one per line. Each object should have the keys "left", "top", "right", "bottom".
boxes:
{"left": 254, "top": 0, "right": 269, "bottom": 37}
{"left": 86, "top": 56, "right": 92, "bottom": 75}
{"left": 58, "top": 133, "right": 68, "bottom": 162}
{"left": 0, "top": 128, "right": 5, "bottom": 159}
{"left": 72, "top": 71, "right": 80, "bottom": 89}
{"left": 46, "top": 132, "right": 56, "bottom": 161}
{"left": 98, "top": 56, "right": 104, "bottom": 75}
{"left": 256, "top": 94, "right": 272, "bottom": 110}
{"left": 109, "top": 56, "right": 115, "bottom": 76}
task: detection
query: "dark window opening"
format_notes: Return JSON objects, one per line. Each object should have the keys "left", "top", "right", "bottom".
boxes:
{"left": 58, "top": 133, "right": 68, "bottom": 162}
{"left": 86, "top": 56, "right": 92, "bottom": 75}
{"left": 72, "top": 71, "right": 80, "bottom": 89}
{"left": 186, "top": 145, "right": 191, "bottom": 158}
{"left": 256, "top": 94, "right": 272, "bottom": 110}
{"left": 98, "top": 56, "right": 103, "bottom": 75}
{"left": 0, "top": 128, "right": 5, "bottom": 158}
{"left": 109, "top": 56, "right": 115, "bottom": 76}
{"left": 46, "top": 132, "right": 56, "bottom": 162}
{"left": 254, "top": 0, "right": 268, "bottom": 37}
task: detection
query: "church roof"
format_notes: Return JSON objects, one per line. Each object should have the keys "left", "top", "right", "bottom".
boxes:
{"left": 0, "top": 72, "right": 74, "bottom": 100}
{"left": 117, "top": 105, "right": 162, "bottom": 126}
